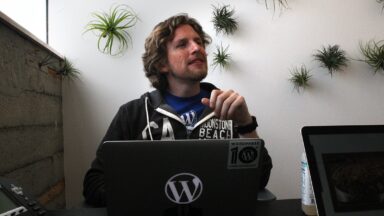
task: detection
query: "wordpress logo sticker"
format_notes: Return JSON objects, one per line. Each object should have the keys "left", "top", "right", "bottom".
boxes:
{"left": 228, "top": 140, "right": 261, "bottom": 169}
{"left": 165, "top": 173, "right": 203, "bottom": 204}
{"left": 239, "top": 147, "right": 257, "bottom": 163}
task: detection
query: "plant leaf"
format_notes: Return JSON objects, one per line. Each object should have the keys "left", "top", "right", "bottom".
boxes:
{"left": 212, "top": 44, "right": 231, "bottom": 70}
{"left": 289, "top": 65, "right": 311, "bottom": 93}
{"left": 84, "top": 4, "right": 138, "bottom": 55}
{"left": 313, "top": 44, "right": 349, "bottom": 76}
{"left": 359, "top": 40, "right": 384, "bottom": 74}
{"left": 212, "top": 4, "right": 238, "bottom": 35}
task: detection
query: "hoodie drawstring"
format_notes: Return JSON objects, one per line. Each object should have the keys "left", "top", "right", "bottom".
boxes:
{"left": 145, "top": 96, "right": 154, "bottom": 141}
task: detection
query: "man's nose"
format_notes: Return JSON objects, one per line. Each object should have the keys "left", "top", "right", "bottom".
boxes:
{"left": 190, "top": 41, "right": 201, "bottom": 53}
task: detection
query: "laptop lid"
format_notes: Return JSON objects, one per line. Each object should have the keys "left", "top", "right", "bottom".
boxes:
{"left": 103, "top": 139, "right": 264, "bottom": 216}
{"left": 301, "top": 125, "right": 384, "bottom": 216}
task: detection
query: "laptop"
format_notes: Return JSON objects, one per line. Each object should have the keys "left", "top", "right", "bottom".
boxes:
{"left": 301, "top": 125, "right": 384, "bottom": 216}
{"left": 102, "top": 139, "right": 264, "bottom": 216}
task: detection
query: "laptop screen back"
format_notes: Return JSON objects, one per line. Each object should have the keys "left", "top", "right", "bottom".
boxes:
{"left": 302, "top": 125, "right": 384, "bottom": 216}
{"left": 103, "top": 139, "right": 264, "bottom": 216}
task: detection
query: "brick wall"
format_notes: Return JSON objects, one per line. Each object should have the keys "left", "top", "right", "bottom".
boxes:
{"left": 0, "top": 13, "right": 65, "bottom": 209}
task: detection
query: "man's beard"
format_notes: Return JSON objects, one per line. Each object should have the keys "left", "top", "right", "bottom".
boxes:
{"left": 169, "top": 69, "right": 207, "bottom": 82}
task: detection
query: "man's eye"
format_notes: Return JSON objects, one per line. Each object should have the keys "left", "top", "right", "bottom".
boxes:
{"left": 176, "top": 42, "right": 186, "bottom": 48}
{"left": 195, "top": 40, "right": 203, "bottom": 45}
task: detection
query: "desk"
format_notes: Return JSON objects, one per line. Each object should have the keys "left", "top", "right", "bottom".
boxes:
{"left": 47, "top": 199, "right": 305, "bottom": 216}
{"left": 253, "top": 199, "right": 305, "bottom": 216}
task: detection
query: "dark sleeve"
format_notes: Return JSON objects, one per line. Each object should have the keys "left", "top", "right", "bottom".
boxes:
{"left": 83, "top": 107, "right": 126, "bottom": 207}
{"left": 233, "top": 125, "right": 273, "bottom": 189}
{"left": 259, "top": 146, "right": 273, "bottom": 189}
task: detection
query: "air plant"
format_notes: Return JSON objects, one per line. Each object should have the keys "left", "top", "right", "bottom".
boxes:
{"left": 263, "top": 0, "right": 289, "bottom": 13}
{"left": 313, "top": 45, "right": 349, "bottom": 76}
{"left": 289, "top": 65, "right": 311, "bottom": 92}
{"left": 38, "top": 55, "right": 80, "bottom": 80}
{"left": 212, "top": 44, "right": 232, "bottom": 70}
{"left": 378, "top": 0, "right": 384, "bottom": 12}
{"left": 359, "top": 40, "right": 384, "bottom": 74}
{"left": 58, "top": 58, "right": 80, "bottom": 80}
{"left": 84, "top": 4, "right": 138, "bottom": 56}
{"left": 38, "top": 54, "right": 56, "bottom": 68}
{"left": 212, "top": 4, "right": 238, "bottom": 35}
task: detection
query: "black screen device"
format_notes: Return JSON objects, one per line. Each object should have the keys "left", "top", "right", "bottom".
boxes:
{"left": 103, "top": 139, "right": 264, "bottom": 216}
{"left": 301, "top": 125, "right": 384, "bottom": 216}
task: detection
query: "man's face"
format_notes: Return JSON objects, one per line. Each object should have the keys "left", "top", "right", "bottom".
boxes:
{"left": 162, "top": 24, "right": 208, "bottom": 83}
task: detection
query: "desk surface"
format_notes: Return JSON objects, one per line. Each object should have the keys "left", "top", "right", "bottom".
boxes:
{"left": 48, "top": 199, "right": 305, "bottom": 216}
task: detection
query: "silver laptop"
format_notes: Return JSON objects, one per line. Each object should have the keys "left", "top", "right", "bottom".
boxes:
{"left": 102, "top": 139, "right": 264, "bottom": 216}
{"left": 302, "top": 125, "right": 384, "bottom": 216}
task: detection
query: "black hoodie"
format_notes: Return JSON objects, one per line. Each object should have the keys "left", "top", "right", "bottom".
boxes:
{"left": 83, "top": 82, "right": 273, "bottom": 207}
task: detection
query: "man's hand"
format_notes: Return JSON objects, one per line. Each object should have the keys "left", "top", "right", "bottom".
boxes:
{"left": 201, "top": 89, "right": 253, "bottom": 126}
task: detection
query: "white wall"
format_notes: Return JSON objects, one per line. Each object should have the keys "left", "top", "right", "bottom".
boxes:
{"left": 0, "top": 0, "right": 46, "bottom": 42}
{"left": 49, "top": 0, "right": 384, "bottom": 207}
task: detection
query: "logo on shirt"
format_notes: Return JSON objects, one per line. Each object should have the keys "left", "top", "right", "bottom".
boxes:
{"left": 165, "top": 173, "right": 203, "bottom": 204}
{"left": 141, "top": 118, "right": 175, "bottom": 140}
{"left": 199, "top": 118, "right": 233, "bottom": 139}
{"left": 180, "top": 111, "right": 197, "bottom": 132}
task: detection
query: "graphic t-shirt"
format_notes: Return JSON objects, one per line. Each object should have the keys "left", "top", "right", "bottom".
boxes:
{"left": 164, "top": 90, "right": 210, "bottom": 134}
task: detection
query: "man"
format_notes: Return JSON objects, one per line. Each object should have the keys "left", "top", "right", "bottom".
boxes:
{"left": 83, "top": 14, "right": 272, "bottom": 207}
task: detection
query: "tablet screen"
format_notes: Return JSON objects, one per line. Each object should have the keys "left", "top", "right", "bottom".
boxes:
{"left": 302, "top": 126, "right": 384, "bottom": 216}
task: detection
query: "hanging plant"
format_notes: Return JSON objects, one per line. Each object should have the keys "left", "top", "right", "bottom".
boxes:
{"left": 39, "top": 56, "right": 80, "bottom": 81}
{"left": 263, "top": 0, "right": 289, "bottom": 13}
{"left": 359, "top": 40, "right": 384, "bottom": 74}
{"left": 378, "top": 0, "right": 384, "bottom": 12}
{"left": 289, "top": 65, "right": 311, "bottom": 92}
{"left": 85, "top": 4, "right": 138, "bottom": 56}
{"left": 212, "top": 4, "right": 238, "bottom": 35}
{"left": 38, "top": 54, "right": 56, "bottom": 68}
{"left": 212, "top": 44, "right": 232, "bottom": 70}
{"left": 59, "top": 58, "right": 80, "bottom": 80}
{"left": 313, "top": 45, "right": 349, "bottom": 76}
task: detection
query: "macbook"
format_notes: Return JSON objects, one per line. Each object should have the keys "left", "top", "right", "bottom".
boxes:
{"left": 102, "top": 139, "right": 265, "bottom": 216}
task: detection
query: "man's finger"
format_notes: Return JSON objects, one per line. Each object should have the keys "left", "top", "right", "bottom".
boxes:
{"left": 201, "top": 98, "right": 210, "bottom": 107}
{"left": 209, "top": 89, "right": 223, "bottom": 108}
{"left": 220, "top": 93, "right": 238, "bottom": 119}
{"left": 227, "top": 96, "right": 244, "bottom": 119}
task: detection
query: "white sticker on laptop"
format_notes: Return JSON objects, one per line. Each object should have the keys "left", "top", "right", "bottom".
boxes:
{"left": 228, "top": 140, "right": 261, "bottom": 169}
{"left": 165, "top": 173, "right": 203, "bottom": 204}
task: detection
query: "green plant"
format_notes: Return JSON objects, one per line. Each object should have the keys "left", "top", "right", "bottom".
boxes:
{"left": 38, "top": 55, "right": 79, "bottom": 80}
{"left": 38, "top": 54, "right": 56, "bottom": 68}
{"left": 359, "top": 40, "right": 384, "bottom": 74}
{"left": 313, "top": 45, "right": 349, "bottom": 75}
{"left": 289, "top": 65, "right": 311, "bottom": 92}
{"left": 212, "top": 4, "right": 238, "bottom": 35}
{"left": 59, "top": 58, "right": 80, "bottom": 80}
{"left": 85, "top": 4, "right": 138, "bottom": 56}
{"left": 212, "top": 44, "right": 231, "bottom": 70}
{"left": 378, "top": 0, "right": 384, "bottom": 12}
{"left": 263, "top": 0, "right": 289, "bottom": 13}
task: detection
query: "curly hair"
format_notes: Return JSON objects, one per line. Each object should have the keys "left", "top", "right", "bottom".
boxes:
{"left": 142, "top": 14, "right": 211, "bottom": 91}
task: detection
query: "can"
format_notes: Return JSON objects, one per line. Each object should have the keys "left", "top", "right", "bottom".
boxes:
{"left": 301, "top": 152, "right": 317, "bottom": 215}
